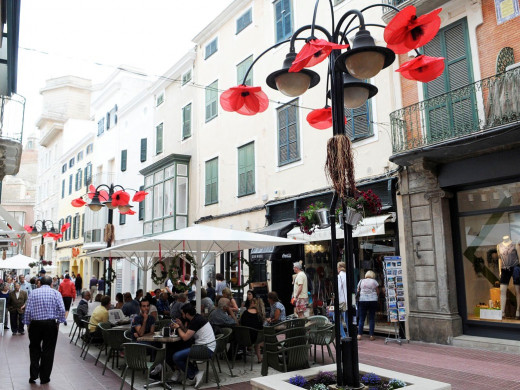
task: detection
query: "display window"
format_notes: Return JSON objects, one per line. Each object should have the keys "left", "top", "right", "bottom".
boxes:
{"left": 458, "top": 182, "right": 520, "bottom": 323}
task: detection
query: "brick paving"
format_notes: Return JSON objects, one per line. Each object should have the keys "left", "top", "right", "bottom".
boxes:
{"left": 3, "top": 319, "right": 520, "bottom": 390}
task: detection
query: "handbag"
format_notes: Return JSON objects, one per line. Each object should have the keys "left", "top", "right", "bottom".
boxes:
{"left": 355, "top": 280, "right": 362, "bottom": 302}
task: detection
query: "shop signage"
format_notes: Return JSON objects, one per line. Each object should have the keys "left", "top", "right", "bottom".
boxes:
{"left": 495, "top": 0, "right": 520, "bottom": 25}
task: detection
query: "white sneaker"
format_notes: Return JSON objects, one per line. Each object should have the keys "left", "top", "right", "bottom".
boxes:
{"left": 194, "top": 371, "right": 205, "bottom": 388}
{"left": 150, "top": 364, "right": 162, "bottom": 375}
{"left": 184, "top": 376, "right": 196, "bottom": 386}
{"left": 168, "top": 370, "right": 181, "bottom": 382}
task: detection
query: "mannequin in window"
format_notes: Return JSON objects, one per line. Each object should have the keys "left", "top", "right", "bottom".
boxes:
{"left": 497, "top": 235, "right": 520, "bottom": 318}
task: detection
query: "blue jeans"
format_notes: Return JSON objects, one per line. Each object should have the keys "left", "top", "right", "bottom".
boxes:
{"left": 339, "top": 311, "right": 347, "bottom": 338}
{"left": 357, "top": 300, "right": 378, "bottom": 336}
{"left": 173, "top": 346, "right": 213, "bottom": 379}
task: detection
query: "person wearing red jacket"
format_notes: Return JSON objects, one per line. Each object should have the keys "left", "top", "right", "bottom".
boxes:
{"left": 58, "top": 274, "right": 76, "bottom": 326}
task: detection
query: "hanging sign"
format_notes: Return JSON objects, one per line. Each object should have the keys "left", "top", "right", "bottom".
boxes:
{"left": 495, "top": 0, "right": 520, "bottom": 25}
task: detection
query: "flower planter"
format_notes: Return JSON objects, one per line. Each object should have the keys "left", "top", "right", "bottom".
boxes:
{"left": 316, "top": 208, "right": 331, "bottom": 229}
{"left": 344, "top": 207, "right": 363, "bottom": 226}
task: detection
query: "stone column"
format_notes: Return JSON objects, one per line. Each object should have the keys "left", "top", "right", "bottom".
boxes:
{"left": 399, "top": 158, "right": 462, "bottom": 344}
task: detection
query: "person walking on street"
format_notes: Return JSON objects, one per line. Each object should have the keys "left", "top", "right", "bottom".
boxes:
{"left": 23, "top": 275, "right": 66, "bottom": 385}
{"left": 337, "top": 262, "right": 348, "bottom": 338}
{"left": 292, "top": 262, "right": 308, "bottom": 318}
{"left": 58, "top": 274, "right": 76, "bottom": 326}
{"left": 357, "top": 270, "right": 379, "bottom": 341}
{"left": 74, "top": 273, "right": 82, "bottom": 297}
{"left": 19, "top": 274, "right": 32, "bottom": 296}
{"left": 1, "top": 282, "right": 11, "bottom": 329}
{"left": 8, "top": 282, "right": 28, "bottom": 334}
{"left": 89, "top": 275, "right": 98, "bottom": 297}
{"left": 97, "top": 277, "right": 106, "bottom": 295}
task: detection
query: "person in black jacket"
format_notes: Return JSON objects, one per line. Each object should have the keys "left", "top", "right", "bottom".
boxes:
{"left": 74, "top": 274, "right": 82, "bottom": 297}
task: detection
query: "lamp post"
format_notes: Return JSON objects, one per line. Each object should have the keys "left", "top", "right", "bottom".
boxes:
{"left": 73, "top": 183, "right": 143, "bottom": 298}
{"left": 220, "top": 1, "right": 444, "bottom": 387}
{"left": 27, "top": 220, "right": 58, "bottom": 270}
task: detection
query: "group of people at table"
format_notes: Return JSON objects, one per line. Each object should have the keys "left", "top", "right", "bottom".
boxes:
{"left": 75, "top": 279, "right": 288, "bottom": 387}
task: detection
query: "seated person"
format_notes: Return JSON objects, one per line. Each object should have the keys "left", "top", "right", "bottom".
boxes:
{"left": 89, "top": 295, "right": 111, "bottom": 334}
{"left": 156, "top": 292, "right": 171, "bottom": 317}
{"left": 170, "top": 293, "right": 187, "bottom": 320}
{"left": 222, "top": 288, "right": 239, "bottom": 313}
{"left": 239, "top": 297, "right": 265, "bottom": 363}
{"left": 208, "top": 297, "right": 237, "bottom": 328}
{"left": 131, "top": 299, "right": 156, "bottom": 341}
{"left": 170, "top": 304, "right": 216, "bottom": 386}
{"left": 265, "top": 291, "right": 286, "bottom": 326}
{"left": 122, "top": 292, "right": 140, "bottom": 317}
{"left": 114, "top": 292, "right": 124, "bottom": 310}
{"left": 87, "top": 293, "right": 103, "bottom": 315}
{"left": 200, "top": 288, "right": 214, "bottom": 314}
{"left": 77, "top": 290, "right": 91, "bottom": 321}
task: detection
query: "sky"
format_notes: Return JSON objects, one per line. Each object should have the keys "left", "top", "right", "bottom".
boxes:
{"left": 18, "top": 0, "right": 235, "bottom": 140}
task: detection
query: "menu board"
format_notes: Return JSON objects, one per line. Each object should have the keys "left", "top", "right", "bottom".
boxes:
{"left": 384, "top": 256, "right": 406, "bottom": 322}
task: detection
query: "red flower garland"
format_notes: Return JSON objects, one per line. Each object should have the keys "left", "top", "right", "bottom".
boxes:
{"left": 397, "top": 55, "right": 445, "bottom": 83}
{"left": 220, "top": 85, "right": 269, "bottom": 115}
{"left": 289, "top": 39, "right": 349, "bottom": 72}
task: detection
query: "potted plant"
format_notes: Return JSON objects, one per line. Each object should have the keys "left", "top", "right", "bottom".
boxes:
{"left": 344, "top": 190, "right": 382, "bottom": 226}
{"left": 297, "top": 201, "right": 328, "bottom": 235}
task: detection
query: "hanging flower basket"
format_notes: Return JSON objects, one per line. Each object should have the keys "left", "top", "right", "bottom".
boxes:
{"left": 344, "top": 207, "right": 363, "bottom": 226}
{"left": 345, "top": 189, "right": 383, "bottom": 223}
{"left": 316, "top": 208, "right": 331, "bottom": 229}
{"left": 297, "top": 201, "right": 328, "bottom": 235}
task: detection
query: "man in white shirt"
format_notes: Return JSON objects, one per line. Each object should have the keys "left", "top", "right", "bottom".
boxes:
{"left": 292, "top": 262, "right": 308, "bottom": 318}
{"left": 19, "top": 274, "right": 32, "bottom": 296}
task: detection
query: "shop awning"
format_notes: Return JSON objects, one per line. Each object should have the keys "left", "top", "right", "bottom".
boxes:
{"left": 286, "top": 214, "right": 394, "bottom": 242}
{"left": 250, "top": 220, "right": 297, "bottom": 256}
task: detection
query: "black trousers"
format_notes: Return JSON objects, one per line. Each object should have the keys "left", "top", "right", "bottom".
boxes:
{"left": 28, "top": 320, "right": 59, "bottom": 381}
{"left": 9, "top": 311, "right": 24, "bottom": 333}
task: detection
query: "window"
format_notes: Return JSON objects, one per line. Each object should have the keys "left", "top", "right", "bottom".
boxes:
{"left": 205, "top": 80, "right": 218, "bottom": 122}
{"left": 138, "top": 185, "right": 145, "bottom": 221}
{"left": 61, "top": 164, "right": 67, "bottom": 173}
{"left": 68, "top": 174, "right": 73, "bottom": 195}
{"left": 156, "top": 123, "right": 163, "bottom": 155}
{"left": 238, "top": 142, "right": 255, "bottom": 196}
{"left": 236, "top": 8, "right": 252, "bottom": 34}
{"left": 84, "top": 162, "right": 92, "bottom": 186}
{"left": 345, "top": 101, "right": 373, "bottom": 141}
{"left": 97, "top": 117, "right": 105, "bottom": 136}
{"left": 237, "top": 55, "right": 253, "bottom": 86}
{"left": 69, "top": 158, "right": 75, "bottom": 168}
{"left": 156, "top": 92, "right": 164, "bottom": 107}
{"left": 205, "top": 158, "right": 218, "bottom": 205}
{"left": 61, "top": 179, "right": 65, "bottom": 199}
{"left": 65, "top": 216, "right": 72, "bottom": 241}
{"left": 106, "top": 104, "right": 118, "bottom": 129}
{"left": 181, "top": 69, "right": 192, "bottom": 86}
{"left": 119, "top": 213, "right": 126, "bottom": 225}
{"left": 274, "top": 0, "right": 293, "bottom": 43}
{"left": 182, "top": 103, "right": 192, "bottom": 139}
{"left": 58, "top": 218, "right": 64, "bottom": 243}
{"left": 86, "top": 143, "right": 93, "bottom": 154}
{"left": 75, "top": 169, "right": 82, "bottom": 191}
{"left": 73, "top": 214, "right": 80, "bottom": 239}
{"left": 140, "top": 138, "right": 147, "bottom": 162}
{"left": 277, "top": 99, "right": 300, "bottom": 166}
{"left": 121, "top": 150, "right": 127, "bottom": 171}
{"left": 81, "top": 214, "right": 85, "bottom": 237}
{"left": 143, "top": 161, "right": 189, "bottom": 235}
{"left": 334, "top": 0, "right": 345, "bottom": 4}
{"left": 77, "top": 151, "right": 83, "bottom": 161}
{"left": 204, "top": 37, "right": 218, "bottom": 59}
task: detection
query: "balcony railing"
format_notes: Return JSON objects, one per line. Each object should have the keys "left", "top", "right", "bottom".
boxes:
{"left": 382, "top": 0, "right": 450, "bottom": 22}
{"left": 390, "top": 66, "right": 520, "bottom": 154}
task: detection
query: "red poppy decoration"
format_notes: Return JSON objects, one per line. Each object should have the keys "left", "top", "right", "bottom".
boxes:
{"left": 121, "top": 209, "right": 136, "bottom": 215}
{"left": 112, "top": 190, "right": 130, "bottom": 207}
{"left": 384, "top": 6, "right": 442, "bottom": 54}
{"left": 43, "top": 232, "right": 62, "bottom": 241}
{"left": 61, "top": 223, "right": 71, "bottom": 233}
{"left": 289, "top": 39, "right": 349, "bottom": 73}
{"left": 24, "top": 225, "right": 33, "bottom": 233}
{"left": 88, "top": 185, "right": 108, "bottom": 202}
{"left": 132, "top": 191, "right": 149, "bottom": 203}
{"left": 220, "top": 85, "right": 269, "bottom": 116}
{"left": 71, "top": 198, "right": 86, "bottom": 207}
{"left": 306, "top": 107, "right": 347, "bottom": 130}
{"left": 396, "top": 55, "right": 445, "bottom": 82}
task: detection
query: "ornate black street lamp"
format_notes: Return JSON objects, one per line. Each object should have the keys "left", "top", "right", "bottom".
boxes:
{"left": 71, "top": 184, "right": 147, "bottom": 297}
{"left": 26, "top": 220, "right": 59, "bottom": 269}
{"left": 220, "top": 1, "right": 445, "bottom": 387}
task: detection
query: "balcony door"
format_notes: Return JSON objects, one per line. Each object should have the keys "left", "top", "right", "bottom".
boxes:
{"left": 423, "top": 18, "right": 476, "bottom": 142}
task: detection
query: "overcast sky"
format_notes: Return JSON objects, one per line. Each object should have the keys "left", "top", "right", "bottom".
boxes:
{"left": 18, "top": 0, "right": 234, "bottom": 139}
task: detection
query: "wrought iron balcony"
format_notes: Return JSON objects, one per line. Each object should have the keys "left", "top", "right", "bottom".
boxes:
{"left": 390, "top": 66, "right": 520, "bottom": 156}
{"left": 0, "top": 93, "right": 26, "bottom": 179}
{"left": 381, "top": 0, "right": 450, "bottom": 23}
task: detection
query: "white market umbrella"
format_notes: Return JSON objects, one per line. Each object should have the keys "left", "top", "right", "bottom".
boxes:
{"left": 0, "top": 254, "right": 37, "bottom": 270}
{"left": 90, "top": 224, "right": 307, "bottom": 312}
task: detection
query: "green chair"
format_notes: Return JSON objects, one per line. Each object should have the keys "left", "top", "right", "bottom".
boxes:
{"left": 68, "top": 308, "right": 78, "bottom": 337}
{"left": 231, "top": 325, "right": 263, "bottom": 371}
{"left": 97, "top": 328, "right": 127, "bottom": 375}
{"left": 214, "top": 328, "right": 234, "bottom": 377}
{"left": 307, "top": 315, "right": 330, "bottom": 359}
{"left": 120, "top": 343, "right": 166, "bottom": 390}
{"left": 261, "top": 334, "right": 309, "bottom": 376}
{"left": 94, "top": 322, "right": 113, "bottom": 366}
{"left": 182, "top": 338, "right": 220, "bottom": 390}
{"left": 80, "top": 320, "right": 109, "bottom": 360}
{"left": 308, "top": 323, "right": 335, "bottom": 364}
{"left": 71, "top": 313, "right": 89, "bottom": 345}
{"left": 123, "top": 329, "right": 133, "bottom": 341}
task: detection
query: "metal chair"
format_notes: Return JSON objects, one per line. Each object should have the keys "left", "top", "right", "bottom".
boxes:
{"left": 214, "top": 328, "right": 234, "bottom": 377}
{"left": 182, "top": 338, "right": 220, "bottom": 390}
{"left": 307, "top": 315, "right": 330, "bottom": 359}
{"left": 154, "top": 318, "right": 172, "bottom": 331}
{"left": 308, "top": 323, "right": 335, "bottom": 364}
{"left": 68, "top": 308, "right": 78, "bottom": 337}
{"left": 97, "top": 328, "right": 127, "bottom": 375}
{"left": 120, "top": 343, "right": 166, "bottom": 390}
{"left": 231, "top": 325, "right": 263, "bottom": 371}
{"left": 80, "top": 320, "right": 108, "bottom": 360}
{"left": 123, "top": 329, "right": 133, "bottom": 341}
{"left": 261, "top": 334, "right": 309, "bottom": 376}
{"left": 70, "top": 313, "right": 89, "bottom": 345}
{"left": 94, "top": 322, "right": 113, "bottom": 366}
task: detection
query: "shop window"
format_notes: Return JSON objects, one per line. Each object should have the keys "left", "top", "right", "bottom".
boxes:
{"left": 457, "top": 182, "right": 520, "bottom": 322}
{"left": 237, "top": 55, "right": 253, "bottom": 86}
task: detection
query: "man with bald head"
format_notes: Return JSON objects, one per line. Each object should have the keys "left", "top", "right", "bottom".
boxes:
{"left": 23, "top": 275, "right": 66, "bottom": 385}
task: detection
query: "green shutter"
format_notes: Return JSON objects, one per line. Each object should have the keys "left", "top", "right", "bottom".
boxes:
{"left": 156, "top": 124, "right": 163, "bottom": 154}
{"left": 238, "top": 143, "right": 254, "bottom": 196}
{"left": 141, "top": 138, "right": 147, "bottom": 162}
{"left": 121, "top": 150, "right": 127, "bottom": 171}
{"left": 183, "top": 104, "right": 191, "bottom": 139}
{"left": 205, "top": 158, "right": 218, "bottom": 205}
{"left": 119, "top": 213, "right": 126, "bottom": 225}
{"left": 277, "top": 100, "right": 300, "bottom": 166}
{"left": 205, "top": 81, "right": 218, "bottom": 122}
{"left": 237, "top": 56, "right": 253, "bottom": 86}
{"left": 275, "top": 0, "right": 292, "bottom": 43}
{"left": 138, "top": 185, "right": 145, "bottom": 221}
{"left": 345, "top": 100, "right": 372, "bottom": 140}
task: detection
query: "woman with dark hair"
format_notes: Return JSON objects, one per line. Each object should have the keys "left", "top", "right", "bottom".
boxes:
{"left": 242, "top": 289, "right": 255, "bottom": 309}
{"left": 215, "top": 273, "right": 226, "bottom": 297}
{"left": 74, "top": 273, "right": 82, "bottom": 297}
{"left": 265, "top": 291, "right": 286, "bottom": 325}
{"left": 115, "top": 292, "right": 124, "bottom": 309}
{"left": 239, "top": 297, "right": 265, "bottom": 363}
